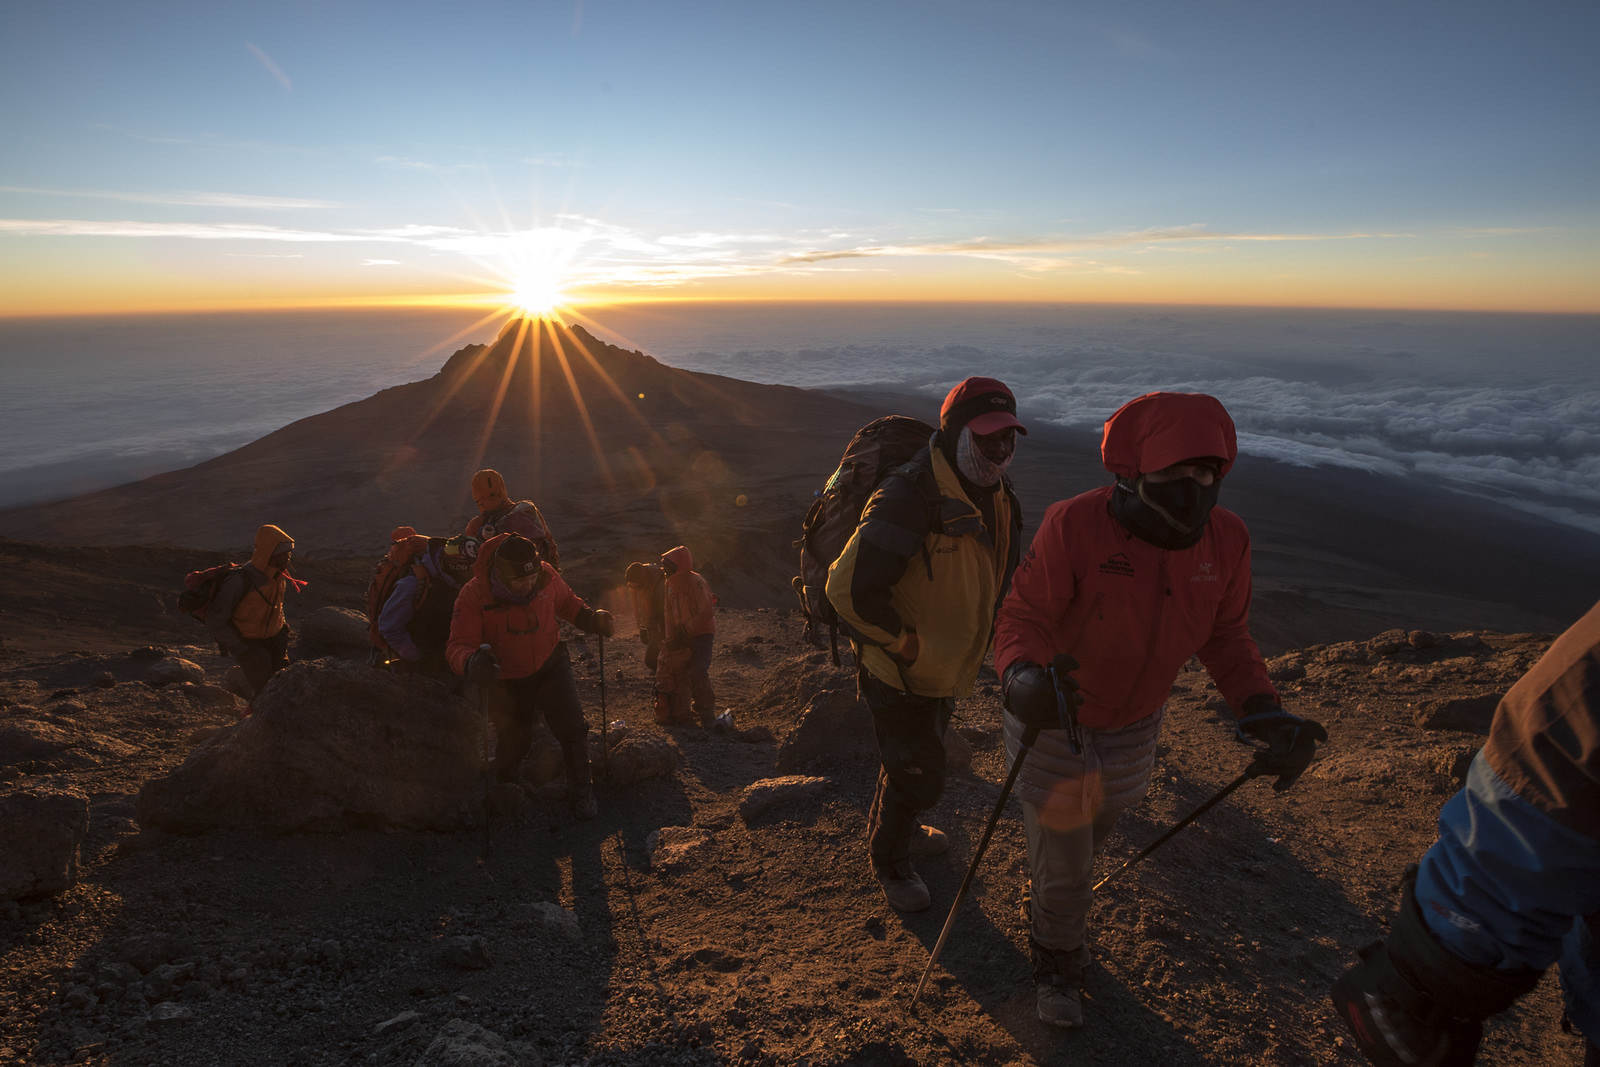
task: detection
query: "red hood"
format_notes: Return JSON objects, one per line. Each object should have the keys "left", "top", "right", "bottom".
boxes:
{"left": 1101, "top": 392, "right": 1237, "bottom": 478}
{"left": 663, "top": 545, "right": 693, "bottom": 575}
{"left": 473, "top": 533, "right": 511, "bottom": 585}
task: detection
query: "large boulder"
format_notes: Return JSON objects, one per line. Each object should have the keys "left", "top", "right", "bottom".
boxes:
{"left": 0, "top": 788, "right": 89, "bottom": 900}
{"left": 135, "top": 660, "right": 483, "bottom": 833}
{"left": 774, "top": 688, "right": 875, "bottom": 772}
{"left": 295, "top": 606, "right": 372, "bottom": 657}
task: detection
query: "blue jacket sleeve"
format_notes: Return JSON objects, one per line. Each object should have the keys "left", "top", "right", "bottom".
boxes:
{"left": 1415, "top": 752, "right": 1600, "bottom": 974}
{"left": 378, "top": 575, "right": 423, "bottom": 661}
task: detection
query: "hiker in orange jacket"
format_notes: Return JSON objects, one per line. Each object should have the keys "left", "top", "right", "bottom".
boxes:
{"left": 463, "top": 469, "right": 559, "bottom": 567}
{"left": 992, "top": 391, "right": 1325, "bottom": 1028}
{"left": 205, "top": 524, "right": 299, "bottom": 699}
{"left": 624, "top": 561, "right": 667, "bottom": 673}
{"left": 447, "top": 533, "right": 613, "bottom": 818}
{"left": 656, "top": 546, "right": 716, "bottom": 727}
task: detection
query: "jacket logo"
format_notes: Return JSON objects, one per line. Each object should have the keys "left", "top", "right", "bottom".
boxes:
{"left": 1098, "top": 552, "right": 1135, "bottom": 577}
{"left": 1192, "top": 561, "right": 1218, "bottom": 582}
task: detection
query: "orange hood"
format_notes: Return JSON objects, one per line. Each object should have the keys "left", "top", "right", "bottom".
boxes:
{"left": 1101, "top": 392, "right": 1237, "bottom": 478}
{"left": 250, "top": 524, "right": 293, "bottom": 572}
{"left": 663, "top": 545, "right": 693, "bottom": 576}
{"left": 471, "top": 468, "right": 509, "bottom": 512}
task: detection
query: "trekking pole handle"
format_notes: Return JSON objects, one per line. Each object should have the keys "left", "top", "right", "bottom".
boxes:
{"left": 1047, "top": 656, "right": 1082, "bottom": 755}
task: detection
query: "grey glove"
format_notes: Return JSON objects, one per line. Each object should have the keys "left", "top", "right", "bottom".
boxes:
{"left": 1003, "top": 655, "right": 1082, "bottom": 731}
{"left": 1236, "top": 694, "right": 1327, "bottom": 791}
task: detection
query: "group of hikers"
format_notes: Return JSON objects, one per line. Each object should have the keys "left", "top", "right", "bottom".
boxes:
{"left": 199, "top": 375, "right": 1599, "bottom": 1063}
{"left": 202, "top": 467, "right": 718, "bottom": 822}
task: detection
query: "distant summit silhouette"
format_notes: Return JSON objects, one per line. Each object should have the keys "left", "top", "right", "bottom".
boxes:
{"left": 0, "top": 318, "right": 891, "bottom": 600}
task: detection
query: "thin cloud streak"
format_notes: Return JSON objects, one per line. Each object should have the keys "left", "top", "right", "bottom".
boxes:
{"left": 0, "top": 186, "right": 341, "bottom": 210}
{"left": 246, "top": 43, "right": 292, "bottom": 91}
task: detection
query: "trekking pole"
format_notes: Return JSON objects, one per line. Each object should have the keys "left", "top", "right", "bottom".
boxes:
{"left": 1091, "top": 758, "right": 1267, "bottom": 893}
{"left": 476, "top": 643, "right": 493, "bottom": 861}
{"left": 910, "top": 724, "right": 1039, "bottom": 1013}
{"left": 598, "top": 634, "right": 609, "bottom": 781}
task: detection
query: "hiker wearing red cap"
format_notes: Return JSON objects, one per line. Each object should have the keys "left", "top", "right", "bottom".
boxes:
{"left": 205, "top": 524, "right": 302, "bottom": 700}
{"left": 446, "top": 533, "right": 614, "bottom": 819}
{"left": 992, "top": 391, "right": 1325, "bottom": 1028}
{"left": 464, "top": 469, "right": 560, "bottom": 568}
{"left": 827, "top": 376, "right": 1025, "bottom": 912}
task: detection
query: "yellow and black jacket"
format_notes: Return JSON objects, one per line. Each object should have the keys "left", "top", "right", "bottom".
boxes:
{"left": 826, "top": 443, "right": 1020, "bottom": 698}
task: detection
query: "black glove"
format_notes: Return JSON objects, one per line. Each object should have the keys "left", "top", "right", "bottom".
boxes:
{"left": 1003, "top": 656, "right": 1082, "bottom": 731}
{"left": 1330, "top": 867, "right": 1540, "bottom": 1066}
{"left": 1235, "top": 694, "right": 1327, "bottom": 791}
{"left": 576, "top": 607, "right": 615, "bottom": 638}
{"left": 465, "top": 649, "right": 499, "bottom": 685}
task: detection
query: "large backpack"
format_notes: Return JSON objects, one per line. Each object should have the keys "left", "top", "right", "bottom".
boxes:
{"left": 793, "top": 415, "right": 937, "bottom": 664}
{"left": 365, "top": 527, "right": 431, "bottom": 659}
{"left": 177, "top": 563, "right": 245, "bottom": 622}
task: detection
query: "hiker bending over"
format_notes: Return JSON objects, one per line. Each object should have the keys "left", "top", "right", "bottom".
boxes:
{"left": 624, "top": 561, "right": 667, "bottom": 672}
{"left": 447, "top": 534, "right": 613, "bottom": 819}
{"left": 1333, "top": 596, "right": 1600, "bottom": 1066}
{"left": 826, "top": 377, "right": 1025, "bottom": 913}
{"left": 464, "top": 468, "right": 559, "bottom": 568}
{"left": 378, "top": 534, "right": 476, "bottom": 679}
{"left": 656, "top": 546, "right": 716, "bottom": 726}
{"left": 992, "top": 391, "right": 1325, "bottom": 1029}
{"left": 206, "top": 524, "right": 300, "bottom": 702}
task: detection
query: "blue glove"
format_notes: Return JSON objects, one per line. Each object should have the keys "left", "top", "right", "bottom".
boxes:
{"left": 1236, "top": 695, "right": 1327, "bottom": 791}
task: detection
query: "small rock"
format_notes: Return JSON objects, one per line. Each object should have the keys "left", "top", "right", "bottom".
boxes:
{"left": 1415, "top": 693, "right": 1503, "bottom": 733}
{"left": 90, "top": 673, "right": 116, "bottom": 690}
{"left": 148, "top": 1002, "right": 194, "bottom": 1026}
{"left": 1408, "top": 630, "right": 1438, "bottom": 650}
{"left": 373, "top": 1010, "right": 420, "bottom": 1035}
{"left": 531, "top": 901, "right": 582, "bottom": 943}
{"left": 145, "top": 658, "right": 206, "bottom": 687}
{"left": 738, "top": 775, "right": 829, "bottom": 823}
{"left": 440, "top": 935, "right": 492, "bottom": 970}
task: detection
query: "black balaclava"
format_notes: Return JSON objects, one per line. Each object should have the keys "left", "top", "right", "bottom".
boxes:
{"left": 1110, "top": 473, "right": 1222, "bottom": 550}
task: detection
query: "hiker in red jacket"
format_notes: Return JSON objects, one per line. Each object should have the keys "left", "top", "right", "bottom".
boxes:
{"left": 656, "top": 545, "right": 717, "bottom": 726}
{"left": 447, "top": 533, "right": 613, "bottom": 819}
{"left": 463, "top": 468, "right": 559, "bottom": 568}
{"left": 992, "top": 391, "right": 1326, "bottom": 1029}
{"left": 206, "top": 524, "right": 300, "bottom": 700}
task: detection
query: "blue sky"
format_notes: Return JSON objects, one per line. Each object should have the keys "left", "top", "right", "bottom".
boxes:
{"left": 2, "top": 0, "right": 1597, "bottom": 314}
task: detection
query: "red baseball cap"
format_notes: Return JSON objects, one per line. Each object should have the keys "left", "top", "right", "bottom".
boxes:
{"left": 940, "top": 377, "right": 1027, "bottom": 437}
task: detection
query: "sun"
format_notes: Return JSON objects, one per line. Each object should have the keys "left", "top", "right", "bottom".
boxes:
{"left": 508, "top": 271, "right": 567, "bottom": 317}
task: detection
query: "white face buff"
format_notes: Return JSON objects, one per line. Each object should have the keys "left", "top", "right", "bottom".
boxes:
{"left": 956, "top": 425, "right": 1012, "bottom": 487}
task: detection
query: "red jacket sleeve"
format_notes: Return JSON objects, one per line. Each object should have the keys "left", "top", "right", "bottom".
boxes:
{"left": 547, "top": 569, "right": 585, "bottom": 625}
{"left": 1194, "top": 524, "right": 1277, "bottom": 710}
{"left": 446, "top": 582, "right": 486, "bottom": 675}
{"left": 993, "top": 501, "right": 1079, "bottom": 680}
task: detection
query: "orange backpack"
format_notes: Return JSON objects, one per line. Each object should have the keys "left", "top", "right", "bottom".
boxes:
{"left": 364, "top": 527, "right": 431, "bottom": 655}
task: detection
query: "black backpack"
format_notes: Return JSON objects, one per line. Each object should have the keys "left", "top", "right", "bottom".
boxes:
{"left": 793, "top": 416, "right": 937, "bottom": 664}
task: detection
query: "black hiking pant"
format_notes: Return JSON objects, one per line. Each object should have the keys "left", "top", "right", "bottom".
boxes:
{"left": 235, "top": 628, "right": 290, "bottom": 699}
{"left": 861, "top": 668, "right": 952, "bottom": 871}
{"left": 488, "top": 643, "right": 588, "bottom": 786}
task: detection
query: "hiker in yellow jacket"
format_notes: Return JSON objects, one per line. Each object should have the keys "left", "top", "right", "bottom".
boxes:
{"left": 827, "top": 377, "right": 1025, "bottom": 912}
{"left": 206, "top": 524, "right": 298, "bottom": 700}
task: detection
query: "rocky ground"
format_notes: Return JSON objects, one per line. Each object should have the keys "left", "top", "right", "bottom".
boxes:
{"left": 0, "top": 538, "right": 1590, "bottom": 1066}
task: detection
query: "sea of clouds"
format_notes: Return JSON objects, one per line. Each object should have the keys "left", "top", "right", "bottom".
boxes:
{"left": 1, "top": 304, "right": 1596, "bottom": 534}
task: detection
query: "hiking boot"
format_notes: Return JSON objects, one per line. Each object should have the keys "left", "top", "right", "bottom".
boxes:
{"left": 909, "top": 824, "right": 948, "bottom": 857}
{"left": 569, "top": 784, "right": 598, "bottom": 820}
{"left": 1032, "top": 940, "right": 1089, "bottom": 1029}
{"left": 874, "top": 861, "right": 931, "bottom": 912}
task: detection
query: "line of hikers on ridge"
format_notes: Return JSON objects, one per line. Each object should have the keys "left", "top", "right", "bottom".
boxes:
{"left": 198, "top": 466, "right": 718, "bottom": 823}
{"left": 197, "top": 377, "right": 1600, "bottom": 1064}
